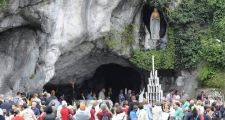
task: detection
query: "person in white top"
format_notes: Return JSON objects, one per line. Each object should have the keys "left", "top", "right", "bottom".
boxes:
{"left": 98, "top": 88, "right": 106, "bottom": 100}
{"left": 152, "top": 102, "right": 163, "bottom": 120}
{"left": 20, "top": 103, "right": 37, "bottom": 120}
{"left": 137, "top": 104, "right": 147, "bottom": 120}
{"left": 112, "top": 107, "right": 127, "bottom": 120}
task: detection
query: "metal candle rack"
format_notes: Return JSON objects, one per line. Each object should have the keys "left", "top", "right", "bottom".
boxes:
{"left": 145, "top": 56, "right": 163, "bottom": 103}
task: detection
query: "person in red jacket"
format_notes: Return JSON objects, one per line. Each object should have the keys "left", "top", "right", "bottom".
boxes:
{"left": 97, "top": 103, "right": 112, "bottom": 120}
{"left": 12, "top": 110, "right": 24, "bottom": 120}
{"left": 90, "top": 101, "right": 97, "bottom": 120}
{"left": 60, "top": 101, "right": 71, "bottom": 120}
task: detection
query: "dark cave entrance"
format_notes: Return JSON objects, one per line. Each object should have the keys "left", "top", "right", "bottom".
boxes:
{"left": 79, "top": 63, "right": 142, "bottom": 101}
{"left": 43, "top": 63, "right": 142, "bottom": 103}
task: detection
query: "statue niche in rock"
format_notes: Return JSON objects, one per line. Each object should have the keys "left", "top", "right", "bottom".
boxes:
{"left": 142, "top": 5, "right": 168, "bottom": 50}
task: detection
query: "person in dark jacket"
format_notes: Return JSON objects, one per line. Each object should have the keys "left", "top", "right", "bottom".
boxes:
{"left": 184, "top": 105, "right": 200, "bottom": 120}
{"left": 0, "top": 98, "right": 12, "bottom": 114}
{"left": 0, "top": 109, "right": 5, "bottom": 120}
{"left": 204, "top": 108, "right": 212, "bottom": 120}
{"left": 44, "top": 106, "right": 56, "bottom": 120}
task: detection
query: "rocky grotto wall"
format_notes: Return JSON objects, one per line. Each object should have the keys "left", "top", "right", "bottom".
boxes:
{"left": 0, "top": 0, "right": 144, "bottom": 94}
{"left": 0, "top": 0, "right": 198, "bottom": 96}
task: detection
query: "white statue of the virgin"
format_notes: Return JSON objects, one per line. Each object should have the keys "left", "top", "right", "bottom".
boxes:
{"left": 150, "top": 8, "right": 160, "bottom": 40}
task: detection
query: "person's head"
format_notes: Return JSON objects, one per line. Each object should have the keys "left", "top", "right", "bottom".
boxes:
{"left": 39, "top": 93, "right": 43, "bottom": 97}
{"left": 22, "top": 103, "right": 28, "bottom": 110}
{"left": 201, "top": 91, "right": 204, "bottom": 95}
{"left": 192, "top": 106, "right": 198, "bottom": 116}
{"left": 138, "top": 103, "right": 144, "bottom": 110}
{"left": 211, "top": 102, "right": 217, "bottom": 107}
{"left": 51, "top": 90, "right": 56, "bottom": 96}
{"left": 215, "top": 105, "right": 220, "bottom": 111}
{"left": 12, "top": 104, "right": 17, "bottom": 111}
{"left": 120, "top": 90, "right": 123, "bottom": 94}
{"left": 174, "top": 90, "right": 178, "bottom": 95}
{"left": 102, "top": 88, "right": 105, "bottom": 93}
{"left": 131, "top": 95, "right": 136, "bottom": 101}
{"left": 186, "top": 98, "right": 191, "bottom": 102}
{"left": 16, "top": 92, "right": 21, "bottom": 96}
{"left": 14, "top": 109, "right": 20, "bottom": 116}
{"left": 133, "top": 105, "right": 138, "bottom": 111}
{"left": 91, "top": 101, "right": 97, "bottom": 108}
{"left": 101, "top": 103, "right": 108, "bottom": 111}
{"left": 164, "top": 102, "right": 170, "bottom": 109}
{"left": 116, "top": 106, "right": 123, "bottom": 114}
{"left": 43, "top": 92, "right": 48, "bottom": 98}
{"left": 22, "top": 97, "right": 28, "bottom": 104}
{"left": 108, "top": 88, "right": 112, "bottom": 91}
{"left": 190, "top": 99, "right": 195, "bottom": 106}
{"left": 31, "top": 102, "right": 37, "bottom": 108}
{"left": 123, "top": 100, "right": 128, "bottom": 106}
{"left": 45, "top": 106, "right": 53, "bottom": 114}
{"left": 33, "top": 93, "right": 38, "bottom": 98}
{"left": 128, "top": 90, "right": 132, "bottom": 94}
{"left": 153, "top": 8, "right": 158, "bottom": 12}
{"left": 80, "top": 103, "right": 86, "bottom": 111}
{"left": 40, "top": 106, "right": 46, "bottom": 112}
{"left": 61, "top": 101, "right": 67, "bottom": 107}
{"left": 197, "top": 100, "right": 203, "bottom": 106}
{"left": 173, "top": 102, "right": 180, "bottom": 109}
{"left": 114, "top": 103, "right": 119, "bottom": 108}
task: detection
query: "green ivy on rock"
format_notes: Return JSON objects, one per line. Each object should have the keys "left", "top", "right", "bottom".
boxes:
{"left": 0, "top": 0, "right": 8, "bottom": 9}
{"left": 167, "top": 0, "right": 225, "bottom": 89}
{"left": 104, "top": 24, "right": 135, "bottom": 52}
{"left": 197, "top": 65, "right": 225, "bottom": 88}
{"left": 129, "top": 28, "right": 175, "bottom": 70}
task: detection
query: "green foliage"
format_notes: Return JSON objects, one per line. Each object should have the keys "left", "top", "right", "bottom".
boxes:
{"left": 129, "top": 28, "right": 175, "bottom": 70}
{"left": 0, "top": 0, "right": 8, "bottom": 8}
{"left": 168, "top": 0, "right": 225, "bottom": 89}
{"left": 104, "top": 24, "right": 135, "bottom": 51}
{"left": 168, "top": 0, "right": 204, "bottom": 69}
{"left": 168, "top": 0, "right": 225, "bottom": 70}
{"left": 104, "top": 29, "right": 120, "bottom": 50}
{"left": 209, "top": 0, "right": 225, "bottom": 40}
{"left": 197, "top": 65, "right": 225, "bottom": 88}
{"left": 121, "top": 25, "right": 135, "bottom": 48}
{"left": 199, "top": 38, "right": 225, "bottom": 68}
{"left": 197, "top": 37, "right": 225, "bottom": 88}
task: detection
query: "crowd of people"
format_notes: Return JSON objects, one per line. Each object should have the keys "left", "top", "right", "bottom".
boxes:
{"left": 0, "top": 88, "right": 224, "bottom": 120}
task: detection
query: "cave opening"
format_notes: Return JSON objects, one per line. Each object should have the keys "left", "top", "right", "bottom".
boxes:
{"left": 79, "top": 63, "right": 142, "bottom": 102}
{"left": 43, "top": 63, "right": 142, "bottom": 103}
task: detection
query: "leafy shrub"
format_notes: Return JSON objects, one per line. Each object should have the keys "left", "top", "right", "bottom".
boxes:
{"left": 129, "top": 28, "right": 175, "bottom": 70}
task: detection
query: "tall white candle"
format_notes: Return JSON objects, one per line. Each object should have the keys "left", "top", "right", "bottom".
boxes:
{"left": 152, "top": 55, "right": 155, "bottom": 77}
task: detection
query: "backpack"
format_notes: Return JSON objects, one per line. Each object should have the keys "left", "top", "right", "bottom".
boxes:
{"left": 102, "top": 112, "right": 109, "bottom": 120}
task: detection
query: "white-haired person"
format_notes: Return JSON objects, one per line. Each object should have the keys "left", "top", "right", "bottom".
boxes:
{"left": 97, "top": 103, "right": 112, "bottom": 120}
